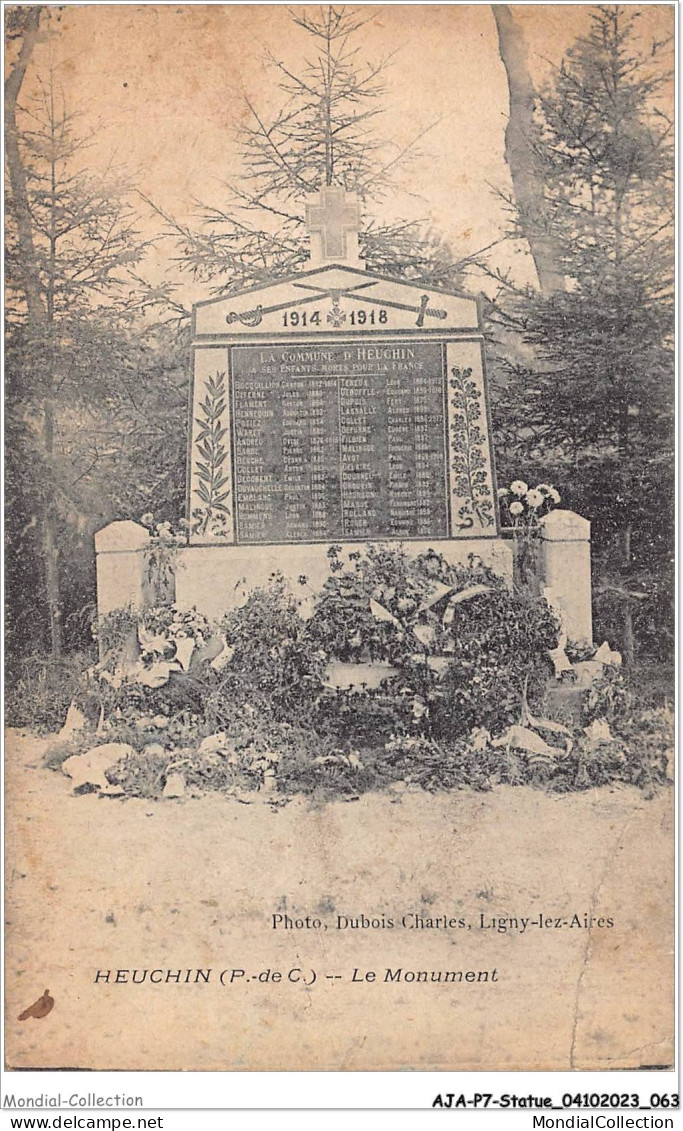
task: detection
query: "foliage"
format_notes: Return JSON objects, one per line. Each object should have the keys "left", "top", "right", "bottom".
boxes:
{"left": 428, "top": 588, "right": 558, "bottom": 740}
{"left": 498, "top": 479, "right": 560, "bottom": 527}
{"left": 304, "top": 544, "right": 435, "bottom": 663}
{"left": 549, "top": 729, "right": 668, "bottom": 796}
{"left": 582, "top": 665, "right": 631, "bottom": 726}
{"left": 102, "top": 708, "right": 326, "bottom": 798}
{"left": 306, "top": 543, "right": 509, "bottom": 658}
{"left": 103, "top": 738, "right": 262, "bottom": 800}
{"left": 106, "top": 748, "right": 172, "bottom": 800}
{"left": 138, "top": 515, "right": 189, "bottom": 601}
{"left": 313, "top": 685, "right": 419, "bottom": 748}
{"left": 380, "top": 734, "right": 493, "bottom": 792}
{"left": 93, "top": 606, "right": 140, "bottom": 662}
{"left": 217, "top": 575, "right": 327, "bottom": 720}
{"left": 89, "top": 546, "right": 560, "bottom": 755}
{"left": 5, "top": 650, "right": 93, "bottom": 733}
{"left": 216, "top": 545, "right": 561, "bottom": 749}
{"left": 12, "top": 531, "right": 672, "bottom": 803}
{"left": 565, "top": 639, "right": 597, "bottom": 664}
{"left": 43, "top": 731, "right": 96, "bottom": 772}
{"left": 615, "top": 704, "right": 673, "bottom": 793}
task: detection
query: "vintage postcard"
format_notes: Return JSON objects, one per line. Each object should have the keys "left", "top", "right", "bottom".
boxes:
{"left": 4, "top": 3, "right": 674, "bottom": 1073}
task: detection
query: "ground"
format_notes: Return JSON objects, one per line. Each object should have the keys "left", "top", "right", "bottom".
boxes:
{"left": 5, "top": 729, "right": 674, "bottom": 1072}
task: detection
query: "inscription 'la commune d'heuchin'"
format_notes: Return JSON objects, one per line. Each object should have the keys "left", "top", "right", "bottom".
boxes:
{"left": 258, "top": 346, "right": 418, "bottom": 363}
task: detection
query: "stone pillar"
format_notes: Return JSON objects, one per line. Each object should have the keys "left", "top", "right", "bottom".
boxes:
{"left": 94, "top": 521, "right": 151, "bottom": 617}
{"left": 539, "top": 510, "right": 592, "bottom": 645}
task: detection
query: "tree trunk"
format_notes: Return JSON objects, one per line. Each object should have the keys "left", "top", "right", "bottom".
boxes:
{"left": 492, "top": 4, "right": 565, "bottom": 296}
{"left": 40, "top": 394, "right": 63, "bottom": 656}
{"left": 612, "top": 196, "right": 635, "bottom": 672}
{"left": 42, "top": 511, "right": 63, "bottom": 658}
{"left": 621, "top": 523, "right": 635, "bottom": 672}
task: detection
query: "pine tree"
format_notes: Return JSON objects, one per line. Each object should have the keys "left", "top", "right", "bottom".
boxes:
{"left": 151, "top": 5, "right": 465, "bottom": 296}
{"left": 5, "top": 50, "right": 177, "bottom": 658}
{"left": 489, "top": 5, "right": 674, "bottom": 664}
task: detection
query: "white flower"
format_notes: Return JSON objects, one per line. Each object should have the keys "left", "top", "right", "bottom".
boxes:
{"left": 510, "top": 480, "right": 529, "bottom": 497}
{"left": 411, "top": 697, "right": 428, "bottom": 720}
{"left": 536, "top": 483, "right": 560, "bottom": 505}
{"left": 509, "top": 501, "right": 524, "bottom": 517}
{"left": 140, "top": 512, "right": 154, "bottom": 527}
{"left": 525, "top": 488, "right": 544, "bottom": 509}
{"left": 152, "top": 715, "right": 168, "bottom": 728}
{"left": 497, "top": 487, "right": 509, "bottom": 498}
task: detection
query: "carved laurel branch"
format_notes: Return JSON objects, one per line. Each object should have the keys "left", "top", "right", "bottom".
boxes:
{"left": 449, "top": 366, "right": 494, "bottom": 531}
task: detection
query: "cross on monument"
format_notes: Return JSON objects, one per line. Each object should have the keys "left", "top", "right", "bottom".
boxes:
{"left": 305, "top": 185, "right": 362, "bottom": 268}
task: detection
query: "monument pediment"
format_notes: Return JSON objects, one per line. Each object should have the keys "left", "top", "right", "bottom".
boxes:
{"left": 194, "top": 264, "right": 480, "bottom": 338}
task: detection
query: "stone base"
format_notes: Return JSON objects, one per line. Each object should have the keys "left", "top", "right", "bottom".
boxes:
{"left": 174, "top": 539, "right": 513, "bottom": 621}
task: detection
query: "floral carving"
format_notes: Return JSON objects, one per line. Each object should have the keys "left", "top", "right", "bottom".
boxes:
{"left": 449, "top": 365, "right": 495, "bottom": 531}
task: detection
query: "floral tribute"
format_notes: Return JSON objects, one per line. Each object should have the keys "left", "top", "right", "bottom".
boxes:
{"left": 43, "top": 478, "right": 668, "bottom": 801}
{"left": 497, "top": 479, "right": 561, "bottom": 594}
{"left": 498, "top": 480, "right": 561, "bottom": 528}
{"left": 47, "top": 533, "right": 668, "bottom": 803}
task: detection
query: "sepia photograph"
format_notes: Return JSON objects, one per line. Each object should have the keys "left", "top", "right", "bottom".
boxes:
{"left": 4, "top": 1, "right": 675, "bottom": 1077}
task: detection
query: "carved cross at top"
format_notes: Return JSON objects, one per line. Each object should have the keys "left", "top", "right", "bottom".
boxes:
{"left": 305, "top": 185, "right": 362, "bottom": 268}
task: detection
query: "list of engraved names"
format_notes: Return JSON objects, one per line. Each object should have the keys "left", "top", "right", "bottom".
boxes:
{"left": 230, "top": 341, "right": 449, "bottom": 543}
